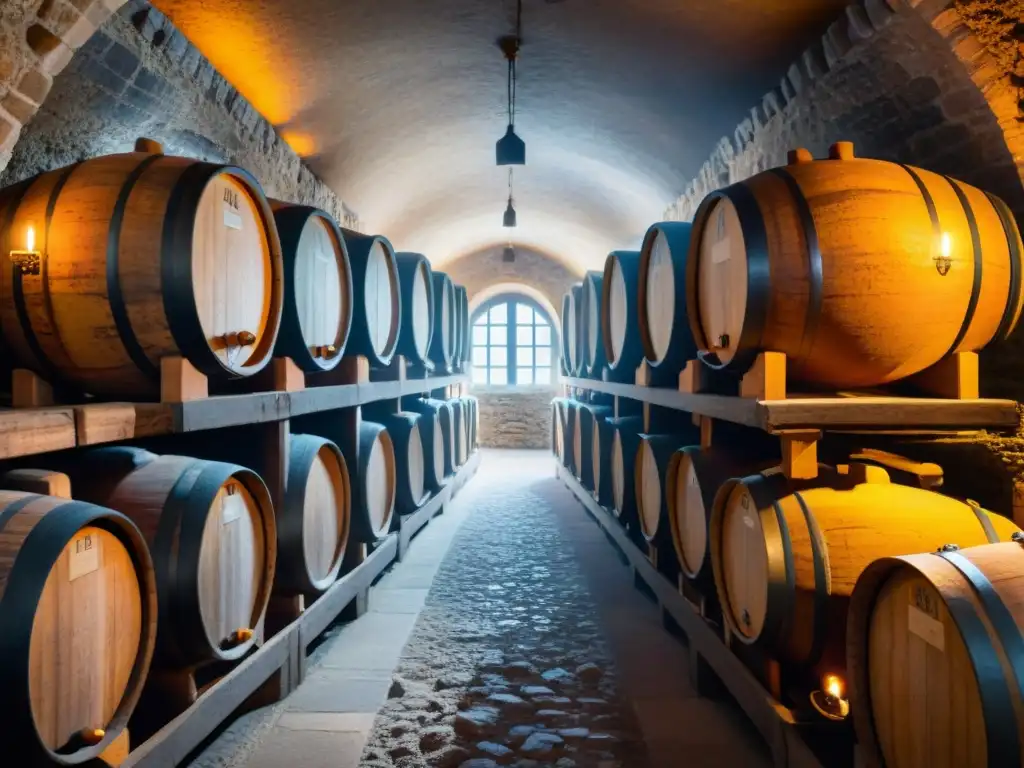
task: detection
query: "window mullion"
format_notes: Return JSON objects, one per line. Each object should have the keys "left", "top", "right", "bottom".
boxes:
{"left": 507, "top": 299, "right": 516, "bottom": 385}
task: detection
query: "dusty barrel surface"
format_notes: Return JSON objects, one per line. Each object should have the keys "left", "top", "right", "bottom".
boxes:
{"left": 685, "top": 142, "right": 1024, "bottom": 387}
{"left": 601, "top": 250, "right": 645, "bottom": 374}
{"left": 639, "top": 221, "right": 696, "bottom": 371}
{"left": 349, "top": 422, "right": 397, "bottom": 542}
{"left": 710, "top": 464, "right": 1021, "bottom": 674}
{"left": 428, "top": 272, "right": 456, "bottom": 372}
{"left": 65, "top": 447, "right": 276, "bottom": 668}
{"left": 377, "top": 412, "right": 428, "bottom": 515}
{"left": 0, "top": 491, "right": 157, "bottom": 766}
{"left": 580, "top": 270, "right": 606, "bottom": 376}
{"left": 278, "top": 434, "right": 350, "bottom": 595}
{"left": 340, "top": 229, "right": 402, "bottom": 367}
{"left": 0, "top": 150, "right": 284, "bottom": 396}
{"left": 271, "top": 202, "right": 353, "bottom": 372}
{"left": 394, "top": 253, "right": 435, "bottom": 367}
{"left": 848, "top": 541, "right": 1024, "bottom": 768}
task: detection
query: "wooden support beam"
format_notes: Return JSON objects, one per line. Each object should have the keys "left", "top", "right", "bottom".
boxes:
{"left": 12, "top": 368, "right": 53, "bottom": 408}
{"left": 161, "top": 357, "right": 208, "bottom": 403}
{"left": 779, "top": 430, "right": 821, "bottom": 480}
{"left": 740, "top": 352, "right": 786, "bottom": 400}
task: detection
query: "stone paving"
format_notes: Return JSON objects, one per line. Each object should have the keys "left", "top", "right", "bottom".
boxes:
{"left": 187, "top": 450, "right": 769, "bottom": 768}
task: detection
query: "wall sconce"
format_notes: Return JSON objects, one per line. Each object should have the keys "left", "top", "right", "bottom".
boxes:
{"left": 10, "top": 225, "right": 41, "bottom": 275}
{"left": 809, "top": 674, "right": 849, "bottom": 720}
{"left": 935, "top": 231, "right": 952, "bottom": 276}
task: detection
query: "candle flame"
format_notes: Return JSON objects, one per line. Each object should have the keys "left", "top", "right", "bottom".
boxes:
{"left": 824, "top": 674, "right": 844, "bottom": 700}
{"left": 26, "top": 225, "right": 35, "bottom": 253}
{"left": 940, "top": 232, "right": 951, "bottom": 259}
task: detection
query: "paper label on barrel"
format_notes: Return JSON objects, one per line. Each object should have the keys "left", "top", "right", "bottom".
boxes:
{"left": 907, "top": 605, "right": 945, "bottom": 651}
{"left": 222, "top": 495, "right": 243, "bottom": 525}
{"left": 223, "top": 207, "right": 243, "bottom": 230}
{"left": 712, "top": 238, "right": 731, "bottom": 264}
{"left": 69, "top": 533, "right": 99, "bottom": 581}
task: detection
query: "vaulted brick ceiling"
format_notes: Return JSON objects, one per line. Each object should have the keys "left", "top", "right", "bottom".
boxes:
{"left": 154, "top": 0, "right": 847, "bottom": 271}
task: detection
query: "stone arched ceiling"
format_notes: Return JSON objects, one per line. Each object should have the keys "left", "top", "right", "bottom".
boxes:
{"left": 153, "top": 0, "right": 847, "bottom": 271}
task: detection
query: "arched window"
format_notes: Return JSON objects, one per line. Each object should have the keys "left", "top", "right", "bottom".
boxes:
{"left": 471, "top": 294, "right": 558, "bottom": 386}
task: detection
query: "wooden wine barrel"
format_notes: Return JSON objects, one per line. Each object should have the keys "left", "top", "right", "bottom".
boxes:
{"left": 560, "top": 292, "right": 574, "bottom": 376}
{"left": 428, "top": 272, "right": 456, "bottom": 372}
{"left": 278, "top": 434, "right": 350, "bottom": 595}
{"left": 848, "top": 541, "right": 1024, "bottom": 768}
{"left": 574, "top": 403, "right": 612, "bottom": 491}
{"left": 0, "top": 492, "right": 157, "bottom": 765}
{"left": 455, "top": 285, "right": 470, "bottom": 369}
{"left": 685, "top": 142, "right": 1024, "bottom": 387}
{"left": 415, "top": 410, "right": 446, "bottom": 493}
{"left": 601, "top": 250, "right": 644, "bottom": 373}
{"left": 635, "top": 431, "right": 699, "bottom": 543}
{"left": 667, "top": 446, "right": 770, "bottom": 592}
{"left": 340, "top": 230, "right": 401, "bottom": 367}
{"left": 404, "top": 398, "right": 454, "bottom": 478}
{"left": 552, "top": 398, "right": 566, "bottom": 460}
{"left": 65, "top": 447, "right": 276, "bottom": 667}
{"left": 563, "top": 400, "right": 579, "bottom": 472}
{"left": 377, "top": 412, "right": 428, "bottom": 515}
{"left": 639, "top": 222, "right": 696, "bottom": 370}
{"left": 394, "top": 253, "right": 434, "bottom": 366}
{"left": 592, "top": 409, "right": 616, "bottom": 508}
{"left": 0, "top": 149, "right": 284, "bottom": 396}
{"left": 582, "top": 270, "right": 606, "bottom": 376}
{"left": 347, "top": 421, "right": 397, "bottom": 542}
{"left": 270, "top": 202, "right": 353, "bottom": 372}
{"left": 710, "top": 464, "right": 1020, "bottom": 672}
{"left": 466, "top": 395, "right": 479, "bottom": 450}
{"left": 609, "top": 415, "right": 644, "bottom": 524}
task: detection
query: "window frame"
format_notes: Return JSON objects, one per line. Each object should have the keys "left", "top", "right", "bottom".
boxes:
{"left": 470, "top": 293, "right": 559, "bottom": 387}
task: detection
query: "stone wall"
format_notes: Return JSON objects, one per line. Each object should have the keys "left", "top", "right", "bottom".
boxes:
{"left": 0, "top": 0, "right": 357, "bottom": 226}
{"left": 476, "top": 387, "right": 558, "bottom": 450}
{"left": 663, "top": 0, "right": 1023, "bottom": 224}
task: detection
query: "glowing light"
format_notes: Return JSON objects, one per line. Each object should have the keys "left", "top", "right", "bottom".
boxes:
{"left": 280, "top": 130, "right": 317, "bottom": 158}
{"left": 824, "top": 674, "right": 844, "bottom": 700}
{"left": 940, "top": 232, "right": 952, "bottom": 259}
{"left": 25, "top": 225, "right": 35, "bottom": 252}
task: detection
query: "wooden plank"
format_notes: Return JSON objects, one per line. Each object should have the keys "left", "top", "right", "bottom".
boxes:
{"left": 556, "top": 465, "right": 825, "bottom": 768}
{"left": 173, "top": 392, "right": 291, "bottom": 432}
{"left": 288, "top": 383, "right": 362, "bottom": 418}
{"left": 563, "top": 377, "right": 1019, "bottom": 432}
{"left": 120, "top": 624, "right": 295, "bottom": 768}
{"left": 0, "top": 406, "right": 76, "bottom": 458}
{"left": 75, "top": 402, "right": 175, "bottom": 444}
{"left": 300, "top": 533, "right": 398, "bottom": 643}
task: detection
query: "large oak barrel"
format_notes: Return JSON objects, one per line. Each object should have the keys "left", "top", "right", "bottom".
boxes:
{"left": 575, "top": 403, "right": 612, "bottom": 491}
{"left": 450, "top": 398, "right": 467, "bottom": 467}
{"left": 685, "top": 142, "right": 1024, "bottom": 387}
{"left": 848, "top": 541, "right": 1024, "bottom": 768}
{"left": 710, "top": 464, "right": 1020, "bottom": 673}
{"left": 667, "top": 446, "right": 771, "bottom": 592}
{"left": 0, "top": 492, "right": 157, "bottom": 765}
{"left": 609, "top": 415, "right": 644, "bottom": 526}
{"left": 559, "top": 291, "right": 574, "bottom": 376}
{"left": 639, "top": 222, "right": 696, "bottom": 370}
{"left": 454, "top": 285, "right": 470, "bottom": 370}
{"left": 394, "top": 253, "right": 434, "bottom": 367}
{"left": 377, "top": 412, "right": 428, "bottom": 515}
{"left": 279, "top": 434, "right": 350, "bottom": 595}
{"left": 592, "top": 409, "right": 616, "bottom": 508}
{"left": 563, "top": 400, "right": 579, "bottom": 473}
{"left": 340, "top": 230, "right": 401, "bottom": 367}
{"left": 270, "top": 202, "right": 353, "bottom": 372}
{"left": 601, "top": 250, "right": 644, "bottom": 374}
{"left": 552, "top": 397, "right": 566, "bottom": 460}
{"left": 582, "top": 270, "right": 606, "bottom": 376}
{"left": 428, "top": 272, "right": 456, "bottom": 372}
{"left": 466, "top": 395, "right": 479, "bottom": 450}
{"left": 635, "top": 431, "right": 700, "bottom": 549}
{"left": 65, "top": 447, "right": 276, "bottom": 668}
{"left": 0, "top": 149, "right": 284, "bottom": 396}
{"left": 404, "top": 398, "right": 454, "bottom": 478}
{"left": 350, "top": 421, "right": 397, "bottom": 542}
{"left": 415, "top": 410, "right": 445, "bottom": 493}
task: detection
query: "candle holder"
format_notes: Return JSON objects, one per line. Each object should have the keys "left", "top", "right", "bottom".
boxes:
{"left": 9, "top": 248, "right": 41, "bottom": 275}
{"left": 809, "top": 674, "right": 850, "bottom": 721}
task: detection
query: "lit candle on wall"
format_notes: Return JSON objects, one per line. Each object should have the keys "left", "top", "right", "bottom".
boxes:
{"left": 25, "top": 225, "right": 35, "bottom": 252}
{"left": 940, "top": 232, "right": 951, "bottom": 259}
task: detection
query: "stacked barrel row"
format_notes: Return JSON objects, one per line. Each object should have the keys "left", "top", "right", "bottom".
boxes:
{"left": 0, "top": 141, "right": 472, "bottom": 397}
{"left": 554, "top": 142, "right": 1024, "bottom": 768}
{"left": 0, "top": 388, "right": 481, "bottom": 764}
{"left": 561, "top": 141, "right": 1024, "bottom": 389}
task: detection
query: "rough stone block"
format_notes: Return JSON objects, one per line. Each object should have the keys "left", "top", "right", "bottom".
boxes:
{"left": 16, "top": 68, "right": 52, "bottom": 106}
{"left": 123, "top": 84, "right": 156, "bottom": 112}
{"left": 1, "top": 91, "right": 37, "bottom": 124}
{"left": 0, "top": 107, "right": 22, "bottom": 153}
{"left": 845, "top": 4, "right": 876, "bottom": 41}
{"left": 802, "top": 42, "right": 829, "bottom": 79}
{"left": 862, "top": 0, "right": 897, "bottom": 30}
{"left": 786, "top": 63, "right": 803, "bottom": 95}
{"left": 132, "top": 68, "right": 162, "bottom": 94}
{"left": 826, "top": 16, "right": 855, "bottom": 59}
{"left": 82, "top": 56, "right": 127, "bottom": 94}
{"left": 779, "top": 75, "right": 796, "bottom": 103}
{"left": 762, "top": 87, "right": 783, "bottom": 118}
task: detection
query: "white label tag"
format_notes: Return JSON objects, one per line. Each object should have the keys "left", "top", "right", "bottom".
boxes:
{"left": 69, "top": 534, "right": 99, "bottom": 581}
{"left": 744, "top": 515, "right": 755, "bottom": 529}
{"left": 222, "top": 494, "right": 243, "bottom": 525}
{"left": 908, "top": 605, "right": 945, "bottom": 651}
{"left": 223, "top": 207, "right": 242, "bottom": 230}
{"left": 712, "top": 238, "right": 731, "bottom": 264}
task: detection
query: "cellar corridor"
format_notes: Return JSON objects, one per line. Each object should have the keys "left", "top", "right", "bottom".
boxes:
{"left": 187, "top": 450, "right": 768, "bottom": 768}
